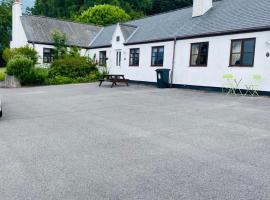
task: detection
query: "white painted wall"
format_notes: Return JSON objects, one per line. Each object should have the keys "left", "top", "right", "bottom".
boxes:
{"left": 174, "top": 31, "right": 270, "bottom": 91}
{"left": 89, "top": 24, "right": 174, "bottom": 82}
{"left": 10, "top": 1, "right": 28, "bottom": 48}
{"left": 112, "top": 41, "right": 174, "bottom": 82}
{"left": 90, "top": 30, "right": 270, "bottom": 92}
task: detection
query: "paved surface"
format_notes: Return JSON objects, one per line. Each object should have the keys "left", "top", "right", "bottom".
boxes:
{"left": 0, "top": 83, "right": 270, "bottom": 200}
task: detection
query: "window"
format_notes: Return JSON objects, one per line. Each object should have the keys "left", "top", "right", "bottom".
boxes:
{"left": 230, "top": 38, "right": 256, "bottom": 66}
{"left": 129, "top": 48, "right": 140, "bottom": 66}
{"left": 99, "top": 51, "right": 106, "bottom": 66}
{"left": 151, "top": 46, "right": 164, "bottom": 66}
{"left": 190, "top": 42, "right": 209, "bottom": 66}
{"left": 43, "top": 48, "right": 54, "bottom": 63}
{"left": 116, "top": 36, "right": 120, "bottom": 42}
{"left": 116, "top": 50, "right": 121, "bottom": 67}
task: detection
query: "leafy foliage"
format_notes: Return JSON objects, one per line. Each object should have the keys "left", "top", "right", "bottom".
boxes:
{"left": 29, "top": 0, "right": 193, "bottom": 20}
{"left": 0, "top": 68, "right": 5, "bottom": 81}
{"left": 6, "top": 55, "right": 48, "bottom": 85}
{"left": 28, "top": 68, "right": 49, "bottom": 85}
{"left": 76, "top": 5, "right": 130, "bottom": 26}
{"left": 3, "top": 45, "right": 39, "bottom": 64}
{"left": 49, "top": 56, "right": 98, "bottom": 79}
{"left": 6, "top": 55, "right": 34, "bottom": 84}
{"left": 0, "top": 0, "right": 12, "bottom": 67}
{"left": 50, "top": 30, "right": 68, "bottom": 59}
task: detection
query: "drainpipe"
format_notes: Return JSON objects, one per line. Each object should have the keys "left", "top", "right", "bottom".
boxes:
{"left": 170, "top": 37, "right": 177, "bottom": 88}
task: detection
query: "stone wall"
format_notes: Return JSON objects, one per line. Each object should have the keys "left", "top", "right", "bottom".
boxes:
{"left": 0, "top": 75, "right": 21, "bottom": 88}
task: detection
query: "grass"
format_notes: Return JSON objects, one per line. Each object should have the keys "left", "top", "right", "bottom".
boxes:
{"left": 0, "top": 68, "right": 6, "bottom": 81}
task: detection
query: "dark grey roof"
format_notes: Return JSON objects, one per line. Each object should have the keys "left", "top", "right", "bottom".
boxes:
{"left": 90, "top": 0, "right": 270, "bottom": 47}
{"left": 21, "top": 15, "right": 102, "bottom": 48}
{"left": 90, "top": 25, "right": 116, "bottom": 48}
{"left": 119, "top": 24, "right": 137, "bottom": 40}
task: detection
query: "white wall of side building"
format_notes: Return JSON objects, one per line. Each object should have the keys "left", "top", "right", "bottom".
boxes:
{"left": 90, "top": 30, "right": 270, "bottom": 92}
{"left": 174, "top": 31, "right": 270, "bottom": 92}
{"left": 114, "top": 41, "right": 174, "bottom": 82}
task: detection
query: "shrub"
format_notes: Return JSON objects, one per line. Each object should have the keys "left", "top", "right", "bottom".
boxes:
{"left": 3, "top": 46, "right": 38, "bottom": 64}
{"left": 6, "top": 55, "right": 34, "bottom": 84}
{"left": 49, "top": 56, "right": 98, "bottom": 79}
{"left": 0, "top": 68, "right": 5, "bottom": 81}
{"left": 47, "top": 76, "right": 74, "bottom": 85}
{"left": 26, "top": 68, "right": 48, "bottom": 85}
{"left": 76, "top": 5, "right": 130, "bottom": 26}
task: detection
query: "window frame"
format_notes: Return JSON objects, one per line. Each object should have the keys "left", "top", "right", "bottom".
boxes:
{"left": 189, "top": 42, "right": 209, "bottom": 67}
{"left": 151, "top": 46, "right": 164, "bottom": 67}
{"left": 99, "top": 51, "right": 107, "bottom": 66}
{"left": 43, "top": 48, "right": 54, "bottom": 64}
{"left": 129, "top": 48, "right": 140, "bottom": 67}
{"left": 229, "top": 38, "right": 256, "bottom": 67}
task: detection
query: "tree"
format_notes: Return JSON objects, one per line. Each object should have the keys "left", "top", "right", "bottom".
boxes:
{"left": 151, "top": 0, "right": 192, "bottom": 14}
{"left": 30, "top": 0, "right": 148, "bottom": 20}
{"left": 0, "top": 0, "right": 12, "bottom": 67}
{"left": 51, "top": 30, "right": 67, "bottom": 59}
{"left": 76, "top": 5, "right": 130, "bottom": 26}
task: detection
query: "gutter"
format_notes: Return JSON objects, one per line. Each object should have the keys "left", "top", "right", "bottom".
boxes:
{"left": 170, "top": 37, "right": 177, "bottom": 88}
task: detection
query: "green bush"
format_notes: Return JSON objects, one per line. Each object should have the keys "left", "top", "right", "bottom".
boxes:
{"left": 47, "top": 70, "right": 101, "bottom": 85}
{"left": 49, "top": 56, "right": 98, "bottom": 79}
{"left": 3, "top": 46, "right": 38, "bottom": 64}
{"left": 26, "top": 68, "right": 49, "bottom": 85}
{"left": 5, "top": 55, "right": 48, "bottom": 85}
{"left": 76, "top": 4, "right": 130, "bottom": 26}
{"left": 6, "top": 55, "right": 34, "bottom": 84}
{"left": 0, "top": 68, "right": 5, "bottom": 81}
{"left": 47, "top": 76, "right": 74, "bottom": 85}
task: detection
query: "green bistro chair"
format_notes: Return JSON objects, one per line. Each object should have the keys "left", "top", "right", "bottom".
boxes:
{"left": 222, "top": 74, "right": 236, "bottom": 95}
{"left": 245, "top": 75, "right": 262, "bottom": 96}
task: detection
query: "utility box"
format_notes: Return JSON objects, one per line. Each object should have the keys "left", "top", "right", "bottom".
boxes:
{"left": 156, "top": 69, "right": 171, "bottom": 88}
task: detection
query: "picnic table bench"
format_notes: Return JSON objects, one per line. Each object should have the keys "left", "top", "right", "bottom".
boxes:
{"left": 99, "top": 74, "right": 129, "bottom": 88}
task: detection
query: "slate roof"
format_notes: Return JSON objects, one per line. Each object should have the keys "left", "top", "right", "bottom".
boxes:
{"left": 119, "top": 24, "right": 137, "bottom": 40}
{"left": 21, "top": 15, "right": 102, "bottom": 48}
{"left": 90, "top": 0, "right": 270, "bottom": 47}
{"left": 89, "top": 25, "right": 116, "bottom": 48}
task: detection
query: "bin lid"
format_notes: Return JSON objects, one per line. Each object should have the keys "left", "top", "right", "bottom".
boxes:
{"left": 155, "top": 68, "right": 171, "bottom": 72}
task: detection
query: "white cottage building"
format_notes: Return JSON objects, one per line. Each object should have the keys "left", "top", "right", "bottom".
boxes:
{"left": 11, "top": 0, "right": 270, "bottom": 92}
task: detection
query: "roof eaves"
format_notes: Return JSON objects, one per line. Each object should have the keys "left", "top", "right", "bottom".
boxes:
{"left": 89, "top": 45, "right": 112, "bottom": 49}
{"left": 28, "top": 40, "right": 92, "bottom": 49}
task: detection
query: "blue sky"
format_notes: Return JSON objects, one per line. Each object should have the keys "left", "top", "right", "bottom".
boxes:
{"left": 0, "top": 0, "right": 35, "bottom": 11}
{"left": 22, "top": 0, "right": 35, "bottom": 11}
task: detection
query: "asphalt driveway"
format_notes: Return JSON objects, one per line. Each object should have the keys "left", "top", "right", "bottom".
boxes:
{"left": 0, "top": 83, "right": 270, "bottom": 200}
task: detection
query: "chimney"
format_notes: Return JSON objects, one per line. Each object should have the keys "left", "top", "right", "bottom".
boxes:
{"left": 10, "top": 0, "right": 23, "bottom": 48}
{"left": 192, "top": 0, "right": 213, "bottom": 17}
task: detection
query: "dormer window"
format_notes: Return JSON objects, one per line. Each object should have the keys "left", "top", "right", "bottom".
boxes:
{"left": 116, "top": 36, "right": 120, "bottom": 42}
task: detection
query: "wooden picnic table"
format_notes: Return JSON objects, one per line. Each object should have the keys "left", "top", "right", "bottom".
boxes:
{"left": 99, "top": 74, "right": 129, "bottom": 88}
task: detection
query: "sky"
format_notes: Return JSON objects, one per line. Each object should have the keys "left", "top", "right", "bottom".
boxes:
{"left": 0, "top": 0, "right": 35, "bottom": 11}
{"left": 22, "top": 0, "right": 35, "bottom": 11}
